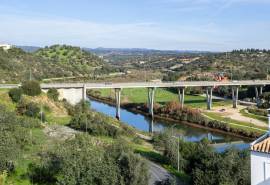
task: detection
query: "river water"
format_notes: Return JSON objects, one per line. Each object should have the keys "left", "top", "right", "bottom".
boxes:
{"left": 89, "top": 99, "right": 250, "bottom": 152}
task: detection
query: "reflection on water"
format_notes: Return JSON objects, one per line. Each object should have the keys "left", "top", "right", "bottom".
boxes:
{"left": 89, "top": 99, "right": 250, "bottom": 151}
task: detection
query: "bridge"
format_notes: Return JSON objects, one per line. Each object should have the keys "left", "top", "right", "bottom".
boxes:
{"left": 1, "top": 80, "right": 269, "bottom": 119}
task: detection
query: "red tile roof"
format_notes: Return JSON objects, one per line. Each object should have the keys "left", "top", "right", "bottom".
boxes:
{"left": 251, "top": 136, "right": 270, "bottom": 153}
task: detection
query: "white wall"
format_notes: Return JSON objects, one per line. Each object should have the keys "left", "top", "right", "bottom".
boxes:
{"left": 251, "top": 151, "right": 270, "bottom": 185}
{"left": 42, "top": 88, "right": 85, "bottom": 105}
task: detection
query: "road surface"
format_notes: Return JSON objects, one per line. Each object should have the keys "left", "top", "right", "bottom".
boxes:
{"left": 38, "top": 80, "right": 270, "bottom": 89}
{"left": 149, "top": 161, "right": 184, "bottom": 185}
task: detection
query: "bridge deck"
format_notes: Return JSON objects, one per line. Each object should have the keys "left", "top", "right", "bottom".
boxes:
{"left": 1, "top": 80, "right": 270, "bottom": 89}
{"left": 40, "top": 80, "right": 270, "bottom": 89}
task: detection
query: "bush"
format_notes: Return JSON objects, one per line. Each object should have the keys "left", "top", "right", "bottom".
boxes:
{"left": 69, "top": 112, "right": 121, "bottom": 138}
{"left": 21, "top": 81, "right": 41, "bottom": 96}
{"left": 28, "top": 136, "right": 149, "bottom": 185}
{"left": 8, "top": 88, "right": 22, "bottom": 103}
{"left": 247, "top": 107, "right": 267, "bottom": 116}
{"left": 47, "top": 88, "right": 59, "bottom": 101}
{"left": 0, "top": 105, "right": 31, "bottom": 173}
{"left": 16, "top": 99, "right": 40, "bottom": 118}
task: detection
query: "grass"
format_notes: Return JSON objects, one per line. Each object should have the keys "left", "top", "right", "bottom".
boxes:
{"left": 0, "top": 89, "right": 16, "bottom": 111}
{"left": 46, "top": 112, "right": 71, "bottom": 125}
{"left": 134, "top": 146, "right": 191, "bottom": 184}
{"left": 239, "top": 109, "right": 268, "bottom": 123}
{"left": 8, "top": 128, "right": 48, "bottom": 185}
{"left": 95, "top": 88, "right": 231, "bottom": 108}
{"left": 203, "top": 112, "right": 267, "bottom": 132}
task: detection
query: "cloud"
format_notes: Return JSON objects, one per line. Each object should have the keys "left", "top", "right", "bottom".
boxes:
{"left": 0, "top": 13, "right": 232, "bottom": 50}
{"left": 0, "top": 1, "right": 269, "bottom": 51}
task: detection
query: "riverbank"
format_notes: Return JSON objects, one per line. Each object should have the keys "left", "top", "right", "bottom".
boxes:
{"left": 88, "top": 95, "right": 257, "bottom": 140}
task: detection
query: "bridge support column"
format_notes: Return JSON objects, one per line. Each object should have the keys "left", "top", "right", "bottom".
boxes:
{"left": 148, "top": 87, "right": 156, "bottom": 118}
{"left": 82, "top": 84, "right": 87, "bottom": 101}
{"left": 115, "top": 88, "right": 121, "bottom": 120}
{"left": 206, "top": 87, "right": 213, "bottom": 110}
{"left": 259, "top": 86, "right": 263, "bottom": 95}
{"left": 232, "top": 86, "right": 239, "bottom": 108}
{"left": 149, "top": 119, "right": 154, "bottom": 134}
{"left": 255, "top": 86, "right": 259, "bottom": 106}
{"left": 178, "top": 87, "right": 185, "bottom": 108}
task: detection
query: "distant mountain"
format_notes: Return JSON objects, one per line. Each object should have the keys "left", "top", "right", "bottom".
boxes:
{"left": 16, "top": 45, "right": 41, "bottom": 52}
{"left": 83, "top": 47, "right": 213, "bottom": 56}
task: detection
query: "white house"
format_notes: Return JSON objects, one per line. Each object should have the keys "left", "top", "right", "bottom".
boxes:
{"left": 251, "top": 133, "right": 270, "bottom": 185}
{"left": 0, "top": 43, "right": 12, "bottom": 50}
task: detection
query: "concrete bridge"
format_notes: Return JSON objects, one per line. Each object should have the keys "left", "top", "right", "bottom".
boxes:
{"left": 1, "top": 80, "right": 269, "bottom": 119}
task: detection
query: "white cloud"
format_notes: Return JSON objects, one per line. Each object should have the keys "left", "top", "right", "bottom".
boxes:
{"left": 0, "top": 3, "right": 269, "bottom": 51}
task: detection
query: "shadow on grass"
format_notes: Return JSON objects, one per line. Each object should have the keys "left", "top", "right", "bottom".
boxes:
{"left": 134, "top": 149, "right": 167, "bottom": 164}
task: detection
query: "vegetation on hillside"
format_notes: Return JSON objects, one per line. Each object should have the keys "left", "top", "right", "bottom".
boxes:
{"left": 168, "top": 49, "right": 270, "bottom": 81}
{"left": 0, "top": 45, "right": 116, "bottom": 83}
{"left": 153, "top": 129, "right": 250, "bottom": 185}
{"left": 0, "top": 88, "right": 150, "bottom": 185}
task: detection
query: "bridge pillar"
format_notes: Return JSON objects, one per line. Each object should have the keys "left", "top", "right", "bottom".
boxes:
{"left": 232, "top": 86, "right": 239, "bottom": 108}
{"left": 148, "top": 87, "right": 156, "bottom": 117}
{"left": 254, "top": 86, "right": 263, "bottom": 107}
{"left": 149, "top": 119, "right": 154, "bottom": 134}
{"left": 255, "top": 86, "right": 259, "bottom": 106}
{"left": 178, "top": 87, "right": 185, "bottom": 108}
{"left": 206, "top": 87, "right": 213, "bottom": 110}
{"left": 259, "top": 86, "right": 263, "bottom": 95}
{"left": 115, "top": 88, "right": 121, "bottom": 120}
{"left": 82, "top": 84, "right": 87, "bottom": 101}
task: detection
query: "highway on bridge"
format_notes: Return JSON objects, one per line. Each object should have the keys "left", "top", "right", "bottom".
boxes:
{"left": 39, "top": 80, "right": 270, "bottom": 89}
{"left": 1, "top": 80, "right": 268, "bottom": 119}
{"left": 1, "top": 80, "right": 270, "bottom": 89}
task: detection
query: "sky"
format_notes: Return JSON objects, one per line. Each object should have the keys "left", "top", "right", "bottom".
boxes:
{"left": 0, "top": 0, "right": 270, "bottom": 51}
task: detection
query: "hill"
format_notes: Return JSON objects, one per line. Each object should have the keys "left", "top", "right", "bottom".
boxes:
{"left": 0, "top": 45, "right": 112, "bottom": 83}
{"left": 174, "top": 49, "right": 270, "bottom": 80}
{"left": 16, "top": 45, "right": 41, "bottom": 52}
{"left": 35, "top": 45, "right": 103, "bottom": 67}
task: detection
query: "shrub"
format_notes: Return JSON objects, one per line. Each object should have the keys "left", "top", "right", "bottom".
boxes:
{"left": 132, "top": 136, "right": 143, "bottom": 144}
{"left": 47, "top": 88, "right": 59, "bottom": 101}
{"left": 8, "top": 88, "right": 22, "bottom": 103}
{"left": 0, "top": 105, "right": 31, "bottom": 173}
{"left": 28, "top": 136, "right": 149, "bottom": 185}
{"left": 69, "top": 112, "right": 121, "bottom": 138}
{"left": 16, "top": 99, "right": 40, "bottom": 118}
{"left": 21, "top": 81, "right": 41, "bottom": 96}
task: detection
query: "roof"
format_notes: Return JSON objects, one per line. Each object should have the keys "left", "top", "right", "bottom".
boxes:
{"left": 251, "top": 133, "right": 270, "bottom": 153}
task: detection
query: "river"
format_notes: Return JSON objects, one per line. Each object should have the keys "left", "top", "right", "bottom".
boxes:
{"left": 89, "top": 99, "right": 250, "bottom": 152}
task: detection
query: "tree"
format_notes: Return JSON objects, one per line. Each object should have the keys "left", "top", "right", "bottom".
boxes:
{"left": 21, "top": 80, "right": 41, "bottom": 96}
{"left": 28, "top": 135, "right": 149, "bottom": 185}
{"left": 16, "top": 99, "right": 40, "bottom": 118}
{"left": 47, "top": 88, "right": 59, "bottom": 101}
{"left": 8, "top": 88, "right": 22, "bottom": 102}
{"left": 0, "top": 105, "right": 30, "bottom": 173}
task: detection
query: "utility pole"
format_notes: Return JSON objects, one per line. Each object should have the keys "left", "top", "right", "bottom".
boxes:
{"left": 171, "top": 124, "right": 180, "bottom": 172}
{"left": 177, "top": 136, "right": 180, "bottom": 171}
{"left": 40, "top": 105, "right": 43, "bottom": 123}
{"left": 29, "top": 68, "right": 32, "bottom": 81}
{"left": 230, "top": 67, "right": 232, "bottom": 81}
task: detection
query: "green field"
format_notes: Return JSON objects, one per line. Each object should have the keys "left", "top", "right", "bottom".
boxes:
{"left": 95, "top": 88, "right": 231, "bottom": 108}
{"left": 203, "top": 112, "right": 267, "bottom": 133}
{"left": 239, "top": 109, "right": 268, "bottom": 123}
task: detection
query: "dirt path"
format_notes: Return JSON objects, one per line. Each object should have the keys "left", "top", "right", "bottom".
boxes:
{"left": 43, "top": 124, "right": 80, "bottom": 141}
{"left": 207, "top": 105, "right": 267, "bottom": 127}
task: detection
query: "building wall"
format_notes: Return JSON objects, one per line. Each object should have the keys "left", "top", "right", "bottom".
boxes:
{"left": 251, "top": 151, "right": 270, "bottom": 185}
{"left": 0, "top": 44, "right": 12, "bottom": 50}
{"left": 42, "top": 88, "right": 86, "bottom": 105}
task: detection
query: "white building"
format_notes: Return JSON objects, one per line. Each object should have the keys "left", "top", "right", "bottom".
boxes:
{"left": 0, "top": 44, "right": 12, "bottom": 50}
{"left": 251, "top": 133, "right": 270, "bottom": 185}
